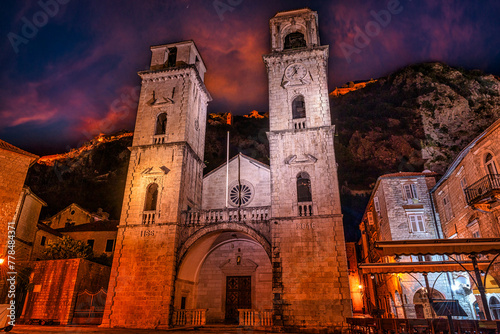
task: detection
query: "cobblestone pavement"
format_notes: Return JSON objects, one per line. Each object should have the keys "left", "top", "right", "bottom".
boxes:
{"left": 9, "top": 325, "right": 280, "bottom": 334}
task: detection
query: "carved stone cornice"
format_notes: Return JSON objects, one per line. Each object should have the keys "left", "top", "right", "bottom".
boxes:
{"left": 138, "top": 65, "right": 212, "bottom": 101}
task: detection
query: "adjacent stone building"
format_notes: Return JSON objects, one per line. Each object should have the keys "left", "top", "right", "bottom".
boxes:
{"left": 12, "top": 187, "right": 47, "bottom": 262}
{"left": 431, "top": 118, "right": 500, "bottom": 319}
{"left": 0, "top": 139, "right": 38, "bottom": 253}
{"left": 358, "top": 171, "right": 473, "bottom": 319}
{"left": 101, "top": 8, "right": 352, "bottom": 331}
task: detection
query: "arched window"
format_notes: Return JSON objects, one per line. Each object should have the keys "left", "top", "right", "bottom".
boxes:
{"left": 284, "top": 32, "right": 306, "bottom": 50}
{"left": 297, "top": 172, "right": 312, "bottom": 202}
{"left": 485, "top": 153, "right": 498, "bottom": 175}
{"left": 292, "top": 95, "right": 306, "bottom": 119}
{"left": 155, "top": 113, "right": 167, "bottom": 135}
{"left": 490, "top": 296, "right": 500, "bottom": 320}
{"left": 144, "top": 183, "right": 158, "bottom": 211}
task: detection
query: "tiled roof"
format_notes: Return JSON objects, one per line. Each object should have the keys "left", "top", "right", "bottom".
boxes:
{"left": 0, "top": 139, "right": 38, "bottom": 159}
{"left": 37, "top": 223, "right": 63, "bottom": 237}
{"left": 56, "top": 220, "right": 119, "bottom": 233}
{"left": 380, "top": 171, "right": 438, "bottom": 178}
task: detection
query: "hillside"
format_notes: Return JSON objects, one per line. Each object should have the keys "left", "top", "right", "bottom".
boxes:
{"left": 25, "top": 62, "right": 500, "bottom": 240}
{"left": 332, "top": 62, "right": 500, "bottom": 190}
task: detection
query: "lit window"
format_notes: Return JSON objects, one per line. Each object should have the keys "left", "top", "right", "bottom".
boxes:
{"left": 408, "top": 214, "right": 425, "bottom": 232}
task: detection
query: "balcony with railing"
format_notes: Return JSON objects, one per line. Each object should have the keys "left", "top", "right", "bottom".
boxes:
{"left": 142, "top": 211, "right": 156, "bottom": 224}
{"left": 182, "top": 206, "right": 270, "bottom": 225}
{"left": 464, "top": 174, "right": 500, "bottom": 209}
{"left": 292, "top": 118, "right": 306, "bottom": 130}
{"left": 153, "top": 134, "right": 169, "bottom": 144}
{"left": 298, "top": 202, "right": 313, "bottom": 216}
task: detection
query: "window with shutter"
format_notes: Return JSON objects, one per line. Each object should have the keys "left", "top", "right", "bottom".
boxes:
{"left": 408, "top": 214, "right": 425, "bottom": 232}
{"left": 374, "top": 197, "right": 380, "bottom": 212}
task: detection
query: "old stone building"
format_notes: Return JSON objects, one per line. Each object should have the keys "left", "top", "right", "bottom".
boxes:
{"left": 12, "top": 186, "right": 46, "bottom": 262}
{"left": 101, "top": 8, "right": 352, "bottom": 331}
{"left": 431, "top": 118, "right": 500, "bottom": 319}
{"left": 0, "top": 139, "right": 38, "bottom": 253}
{"left": 358, "top": 171, "right": 473, "bottom": 319}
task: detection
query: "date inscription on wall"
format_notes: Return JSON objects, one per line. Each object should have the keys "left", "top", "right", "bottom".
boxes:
{"left": 297, "top": 222, "right": 315, "bottom": 229}
{"left": 140, "top": 230, "right": 155, "bottom": 237}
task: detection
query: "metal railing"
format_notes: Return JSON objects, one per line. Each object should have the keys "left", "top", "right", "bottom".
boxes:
{"left": 347, "top": 317, "right": 499, "bottom": 334}
{"left": 182, "top": 206, "right": 270, "bottom": 225}
{"left": 465, "top": 174, "right": 500, "bottom": 204}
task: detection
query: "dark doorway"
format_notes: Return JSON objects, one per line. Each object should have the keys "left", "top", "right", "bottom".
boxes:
{"left": 225, "top": 276, "right": 251, "bottom": 323}
{"left": 415, "top": 304, "right": 425, "bottom": 319}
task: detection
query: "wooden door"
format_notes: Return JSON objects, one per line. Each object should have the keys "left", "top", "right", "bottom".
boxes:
{"left": 225, "top": 276, "right": 251, "bottom": 323}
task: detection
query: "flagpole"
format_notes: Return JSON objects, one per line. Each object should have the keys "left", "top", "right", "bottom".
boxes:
{"left": 225, "top": 130, "right": 229, "bottom": 208}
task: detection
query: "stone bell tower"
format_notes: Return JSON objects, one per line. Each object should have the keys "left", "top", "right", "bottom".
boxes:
{"left": 101, "top": 40, "right": 211, "bottom": 328}
{"left": 263, "top": 9, "right": 352, "bottom": 329}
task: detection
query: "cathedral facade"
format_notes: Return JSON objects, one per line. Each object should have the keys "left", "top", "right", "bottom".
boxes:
{"left": 101, "top": 8, "right": 352, "bottom": 331}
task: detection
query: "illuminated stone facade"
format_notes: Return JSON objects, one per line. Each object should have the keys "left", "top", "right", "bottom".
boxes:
{"left": 102, "top": 9, "right": 352, "bottom": 331}
{"left": 0, "top": 139, "right": 37, "bottom": 255}
{"left": 431, "top": 118, "right": 500, "bottom": 319}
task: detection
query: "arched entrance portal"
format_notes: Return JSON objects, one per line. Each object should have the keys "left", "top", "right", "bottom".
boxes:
{"left": 175, "top": 230, "right": 272, "bottom": 324}
{"left": 413, "top": 288, "right": 445, "bottom": 319}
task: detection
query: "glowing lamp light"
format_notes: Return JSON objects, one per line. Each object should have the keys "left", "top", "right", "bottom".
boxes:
{"left": 358, "top": 284, "right": 363, "bottom": 290}
{"left": 0, "top": 258, "right": 4, "bottom": 265}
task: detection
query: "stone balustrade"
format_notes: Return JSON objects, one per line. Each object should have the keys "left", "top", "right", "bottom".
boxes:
{"left": 142, "top": 210, "right": 156, "bottom": 224}
{"left": 183, "top": 206, "right": 270, "bottom": 225}
{"left": 153, "top": 134, "right": 169, "bottom": 144}
{"left": 298, "top": 202, "right": 313, "bottom": 216}
{"left": 238, "top": 309, "right": 273, "bottom": 327}
{"left": 292, "top": 118, "right": 306, "bottom": 130}
{"left": 172, "top": 309, "right": 207, "bottom": 326}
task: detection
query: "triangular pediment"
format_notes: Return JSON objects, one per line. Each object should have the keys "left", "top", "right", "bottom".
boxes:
{"left": 141, "top": 166, "right": 170, "bottom": 176}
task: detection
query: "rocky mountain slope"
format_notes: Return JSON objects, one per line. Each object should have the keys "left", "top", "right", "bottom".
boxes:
{"left": 332, "top": 62, "right": 500, "bottom": 190}
{"left": 26, "top": 62, "right": 500, "bottom": 240}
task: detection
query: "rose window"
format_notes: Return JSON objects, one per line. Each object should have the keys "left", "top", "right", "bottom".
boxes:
{"left": 229, "top": 183, "right": 253, "bottom": 207}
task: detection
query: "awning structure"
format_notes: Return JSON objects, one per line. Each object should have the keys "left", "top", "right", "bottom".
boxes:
{"left": 431, "top": 299, "right": 468, "bottom": 317}
{"left": 359, "top": 260, "right": 490, "bottom": 274}
{"left": 374, "top": 238, "right": 500, "bottom": 257}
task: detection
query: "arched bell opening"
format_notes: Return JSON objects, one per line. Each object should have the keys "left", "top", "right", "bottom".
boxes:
{"left": 174, "top": 230, "right": 272, "bottom": 324}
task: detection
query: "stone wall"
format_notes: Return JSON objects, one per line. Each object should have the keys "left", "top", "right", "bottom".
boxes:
{"left": 21, "top": 259, "right": 110, "bottom": 324}
{"left": 202, "top": 154, "right": 270, "bottom": 210}
{"left": 0, "top": 145, "right": 37, "bottom": 253}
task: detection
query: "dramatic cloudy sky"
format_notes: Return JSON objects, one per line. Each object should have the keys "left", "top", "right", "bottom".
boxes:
{"left": 1, "top": 0, "right": 500, "bottom": 155}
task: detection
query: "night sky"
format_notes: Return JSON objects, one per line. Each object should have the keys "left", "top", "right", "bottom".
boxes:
{"left": 1, "top": 0, "right": 500, "bottom": 155}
